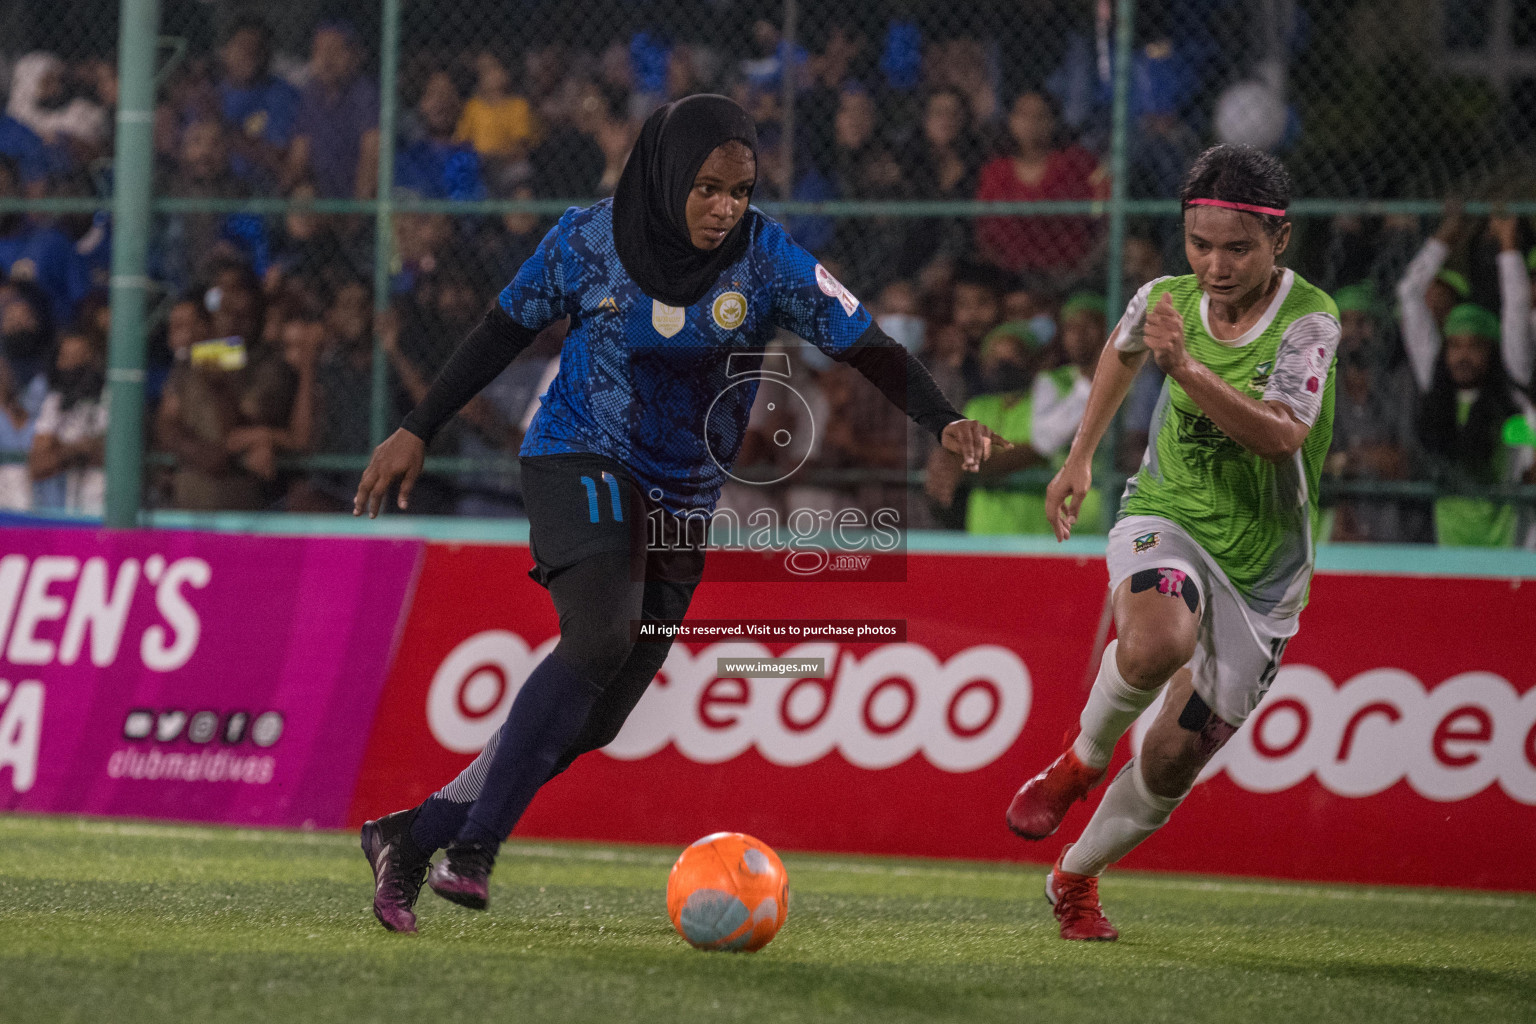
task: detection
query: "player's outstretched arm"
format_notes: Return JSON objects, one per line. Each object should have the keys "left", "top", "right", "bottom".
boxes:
{"left": 1046, "top": 325, "right": 1146, "bottom": 541}
{"left": 354, "top": 428, "right": 425, "bottom": 517}
{"left": 840, "top": 329, "right": 1010, "bottom": 469}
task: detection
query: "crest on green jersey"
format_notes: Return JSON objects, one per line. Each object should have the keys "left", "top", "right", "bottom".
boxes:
{"left": 1249, "top": 360, "right": 1274, "bottom": 393}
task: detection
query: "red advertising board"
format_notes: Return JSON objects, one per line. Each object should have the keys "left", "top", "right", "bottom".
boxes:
{"left": 351, "top": 541, "right": 1536, "bottom": 891}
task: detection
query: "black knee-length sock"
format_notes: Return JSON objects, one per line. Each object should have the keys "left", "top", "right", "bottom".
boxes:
{"left": 454, "top": 651, "right": 602, "bottom": 850}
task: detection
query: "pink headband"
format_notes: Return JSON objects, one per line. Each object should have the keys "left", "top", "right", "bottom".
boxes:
{"left": 1186, "top": 197, "right": 1287, "bottom": 217}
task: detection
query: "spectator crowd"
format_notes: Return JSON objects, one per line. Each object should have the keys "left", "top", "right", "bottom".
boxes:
{"left": 0, "top": 3, "right": 1533, "bottom": 546}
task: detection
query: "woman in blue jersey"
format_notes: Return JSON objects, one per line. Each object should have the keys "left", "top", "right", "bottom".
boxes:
{"left": 353, "top": 95, "right": 1007, "bottom": 933}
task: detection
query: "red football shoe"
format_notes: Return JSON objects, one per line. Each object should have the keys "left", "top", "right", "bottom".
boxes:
{"left": 1005, "top": 742, "right": 1105, "bottom": 840}
{"left": 1045, "top": 846, "right": 1119, "bottom": 941}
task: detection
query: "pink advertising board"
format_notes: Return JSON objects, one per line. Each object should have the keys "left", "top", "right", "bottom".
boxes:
{"left": 0, "top": 529, "right": 421, "bottom": 828}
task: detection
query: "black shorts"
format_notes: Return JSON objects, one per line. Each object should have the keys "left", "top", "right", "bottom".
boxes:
{"left": 520, "top": 452, "right": 706, "bottom": 590}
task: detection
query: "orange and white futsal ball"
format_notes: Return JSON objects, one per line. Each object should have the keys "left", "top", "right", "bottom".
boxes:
{"left": 666, "top": 832, "right": 789, "bottom": 952}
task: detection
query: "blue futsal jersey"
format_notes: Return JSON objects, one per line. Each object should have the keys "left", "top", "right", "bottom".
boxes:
{"left": 501, "top": 199, "right": 872, "bottom": 512}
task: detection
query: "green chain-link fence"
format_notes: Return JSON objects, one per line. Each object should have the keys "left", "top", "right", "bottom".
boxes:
{"left": 3, "top": 0, "right": 1536, "bottom": 540}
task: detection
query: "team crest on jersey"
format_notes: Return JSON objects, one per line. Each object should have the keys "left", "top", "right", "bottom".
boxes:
{"left": 712, "top": 291, "right": 747, "bottom": 330}
{"left": 814, "top": 263, "right": 860, "bottom": 317}
{"left": 1132, "top": 531, "right": 1161, "bottom": 554}
{"left": 652, "top": 300, "right": 686, "bottom": 338}
{"left": 1249, "top": 360, "right": 1273, "bottom": 392}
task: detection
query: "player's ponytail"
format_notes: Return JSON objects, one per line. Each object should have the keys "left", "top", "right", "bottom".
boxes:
{"left": 1179, "top": 145, "right": 1292, "bottom": 236}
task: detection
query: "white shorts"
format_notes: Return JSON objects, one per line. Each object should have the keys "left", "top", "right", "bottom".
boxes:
{"left": 1105, "top": 515, "right": 1299, "bottom": 727}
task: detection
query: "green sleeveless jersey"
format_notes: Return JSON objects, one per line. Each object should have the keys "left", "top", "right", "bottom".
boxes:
{"left": 1116, "top": 271, "right": 1339, "bottom": 617}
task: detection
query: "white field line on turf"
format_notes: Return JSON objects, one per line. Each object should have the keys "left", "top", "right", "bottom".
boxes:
{"left": 20, "top": 818, "right": 1532, "bottom": 910}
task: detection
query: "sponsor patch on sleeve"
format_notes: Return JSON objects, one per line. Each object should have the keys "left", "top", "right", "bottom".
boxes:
{"left": 814, "top": 263, "right": 860, "bottom": 317}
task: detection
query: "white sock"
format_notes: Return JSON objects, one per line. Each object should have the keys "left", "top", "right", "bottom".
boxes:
{"left": 1061, "top": 759, "right": 1186, "bottom": 876}
{"left": 1071, "top": 640, "right": 1160, "bottom": 770}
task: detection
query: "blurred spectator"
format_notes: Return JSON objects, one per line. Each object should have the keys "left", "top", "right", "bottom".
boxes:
{"left": 216, "top": 16, "right": 300, "bottom": 190}
{"left": 29, "top": 326, "right": 107, "bottom": 515}
{"left": 921, "top": 290, "right": 1105, "bottom": 537}
{"left": 1010, "top": 291, "right": 1108, "bottom": 532}
{"left": 999, "top": 276, "right": 1060, "bottom": 348}
{"left": 286, "top": 22, "right": 381, "bottom": 199}
{"left": 1527, "top": 244, "right": 1536, "bottom": 389}
{"left": 269, "top": 180, "right": 371, "bottom": 295}
{"left": 925, "top": 321, "right": 1048, "bottom": 531}
{"left": 391, "top": 212, "right": 455, "bottom": 293}
{"left": 0, "top": 352, "right": 37, "bottom": 510}
{"left": 155, "top": 118, "right": 268, "bottom": 294}
{"left": 1490, "top": 216, "right": 1533, "bottom": 394}
{"left": 0, "top": 279, "right": 59, "bottom": 403}
{"left": 975, "top": 92, "right": 1104, "bottom": 281}
{"left": 455, "top": 51, "right": 539, "bottom": 188}
{"left": 1416, "top": 304, "right": 1535, "bottom": 547}
{"left": 875, "top": 278, "right": 924, "bottom": 355}
{"left": 287, "top": 279, "right": 378, "bottom": 511}
{"left": 899, "top": 89, "right": 982, "bottom": 279}
{"left": 0, "top": 112, "right": 53, "bottom": 196}
{"left": 474, "top": 181, "right": 545, "bottom": 283}
{"left": 6, "top": 53, "right": 110, "bottom": 165}
{"left": 1393, "top": 203, "right": 1530, "bottom": 394}
{"left": 925, "top": 39, "right": 999, "bottom": 126}
{"left": 397, "top": 68, "right": 484, "bottom": 201}
{"left": 826, "top": 85, "right": 908, "bottom": 295}
{"left": 455, "top": 322, "right": 563, "bottom": 517}
{"left": 155, "top": 268, "right": 297, "bottom": 510}
{"left": 523, "top": 73, "right": 620, "bottom": 199}
{"left": 0, "top": 156, "right": 89, "bottom": 327}
{"left": 1324, "top": 283, "right": 1426, "bottom": 544}
{"left": 813, "top": 357, "right": 909, "bottom": 519}
{"left": 389, "top": 261, "right": 483, "bottom": 394}
{"left": 947, "top": 260, "right": 1006, "bottom": 399}
{"left": 1033, "top": 292, "right": 1103, "bottom": 463}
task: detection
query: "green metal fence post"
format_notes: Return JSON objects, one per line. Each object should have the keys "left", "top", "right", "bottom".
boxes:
{"left": 1100, "top": 0, "right": 1136, "bottom": 486}
{"left": 370, "top": 0, "right": 402, "bottom": 449}
{"left": 103, "top": 0, "right": 162, "bottom": 528}
{"left": 1104, "top": 0, "right": 1135, "bottom": 323}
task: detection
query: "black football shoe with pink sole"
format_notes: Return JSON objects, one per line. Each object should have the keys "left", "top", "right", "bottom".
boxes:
{"left": 361, "top": 808, "right": 430, "bottom": 933}
{"left": 427, "top": 841, "right": 495, "bottom": 910}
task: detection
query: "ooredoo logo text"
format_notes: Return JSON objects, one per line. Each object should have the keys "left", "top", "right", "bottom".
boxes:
{"left": 1132, "top": 665, "right": 1536, "bottom": 804}
{"left": 425, "top": 630, "right": 1031, "bottom": 773}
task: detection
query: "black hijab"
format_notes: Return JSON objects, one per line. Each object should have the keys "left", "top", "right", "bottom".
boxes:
{"left": 612, "top": 94, "right": 759, "bottom": 308}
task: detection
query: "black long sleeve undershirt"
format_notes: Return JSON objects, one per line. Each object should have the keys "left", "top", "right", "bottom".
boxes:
{"left": 400, "top": 310, "right": 964, "bottom": 448}
{"left": 400, "top": 305, "right": 538, "bottom": 444}
{"left": 838, "top": 322, "right": 965, "bottom": 441}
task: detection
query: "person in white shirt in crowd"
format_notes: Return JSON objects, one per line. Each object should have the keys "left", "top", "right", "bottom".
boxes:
{"left": 1396, "top": 204, "right": 1530, "bottom": 395}
{"left": 28, "top": 327, "right": 108, "bottom": 514}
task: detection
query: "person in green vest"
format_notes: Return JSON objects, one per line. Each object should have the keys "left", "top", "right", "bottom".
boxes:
{"left": 1416, "top": 303, "right": 1535, "bottom": 546}
{"left": 924, "top": 321, "right": 1043, "bottom": 528}
{"left": 955, "top": 294, "right": 1109, "bottom": 534}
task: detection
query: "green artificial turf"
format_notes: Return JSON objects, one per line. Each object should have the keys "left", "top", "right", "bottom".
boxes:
{"left": 0, "top": 815, "right": 1532, "bottom": 1023}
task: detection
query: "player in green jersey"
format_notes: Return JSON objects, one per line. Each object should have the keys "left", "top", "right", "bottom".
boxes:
{"left": 1004, "top": 145, "right": 1340, "bottom": 941}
